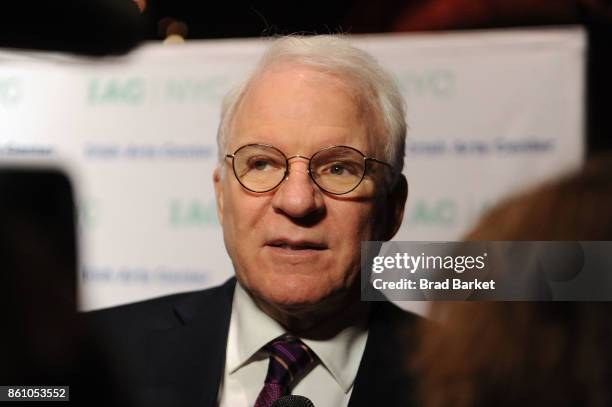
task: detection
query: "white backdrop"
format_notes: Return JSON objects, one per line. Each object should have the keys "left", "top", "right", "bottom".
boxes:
{"left": 0, "top": 28, "right": 585, "bottom": 311}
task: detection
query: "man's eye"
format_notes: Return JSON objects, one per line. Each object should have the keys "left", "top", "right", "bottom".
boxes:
{"left": 330, "top": 164, "right": 346, "bottom": 175}
{"left": 247, "top": 156, "right": 280, "bottom": 171}
{"left": 253, "top": 160, "right": 269, "bottom": 170}
{"left": 323, "top": 161, "right": 359, "bottom": 176}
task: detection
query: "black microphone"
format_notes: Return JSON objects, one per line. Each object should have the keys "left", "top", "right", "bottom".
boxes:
{"left": 271, "top": 395, "right": 315, "bottom": 407}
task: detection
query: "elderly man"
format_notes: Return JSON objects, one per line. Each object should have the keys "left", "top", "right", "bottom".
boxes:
{"left": 90, "top": 35, "right": 416, "bottom": 407}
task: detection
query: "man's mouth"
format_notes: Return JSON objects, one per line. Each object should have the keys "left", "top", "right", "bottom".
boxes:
{"left": 267, "top": 240, "right": 327, "bottom": 251}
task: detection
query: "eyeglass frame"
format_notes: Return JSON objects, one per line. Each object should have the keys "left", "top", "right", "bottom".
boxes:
{"left": 224, "top": 143, "right": 395, "bottom": 195}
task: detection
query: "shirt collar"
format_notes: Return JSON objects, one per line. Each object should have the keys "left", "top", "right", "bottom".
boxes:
{"left": 227, "top": 283, "right": 369, "bottom": 394}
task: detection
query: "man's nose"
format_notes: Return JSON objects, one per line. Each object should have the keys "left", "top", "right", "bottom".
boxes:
{"left": 270, "top": 159, "right": 324, "bottom": 219}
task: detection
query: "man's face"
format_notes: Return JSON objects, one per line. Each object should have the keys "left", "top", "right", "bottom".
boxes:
{"left": 214, "top": 64, "right": 390, "bottom": 314}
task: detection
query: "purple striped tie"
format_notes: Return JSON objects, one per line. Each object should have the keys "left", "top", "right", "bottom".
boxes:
{"left": 253, "top": 334, "right": 316, "bottom": 407}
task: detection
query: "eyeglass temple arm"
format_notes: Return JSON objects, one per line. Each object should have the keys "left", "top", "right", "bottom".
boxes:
{"left": 367, "top": 157, "right": 394, "bottom": 169}
{"left": 366, "top": 157, "right": 402, "bottom": 188}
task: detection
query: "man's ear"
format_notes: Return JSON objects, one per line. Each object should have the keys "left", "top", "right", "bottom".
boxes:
{"left": 213, "top": 167, "right": 224, "bottom": 225}
{"left": 380, "top": 174, "right": 408, "bottom": 240}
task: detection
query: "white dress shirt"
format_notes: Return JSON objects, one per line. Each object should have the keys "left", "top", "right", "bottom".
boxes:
{"left": 218, "top": 284, "right": 369, "bottom": 407}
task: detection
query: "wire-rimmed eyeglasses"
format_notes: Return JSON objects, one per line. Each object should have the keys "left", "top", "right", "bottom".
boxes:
{"left": 225, "top": 143, "right": 394, "bottom": 195}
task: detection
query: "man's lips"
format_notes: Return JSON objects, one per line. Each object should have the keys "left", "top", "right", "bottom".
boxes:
{"left": 266, "top": 239, "right": 328, "bottom": 251}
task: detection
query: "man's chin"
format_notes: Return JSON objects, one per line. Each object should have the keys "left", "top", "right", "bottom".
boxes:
{"left": 237, "top": 272, "right": 359, "bottom": 323}
{"left": 257, "top": 288, "right": 331, "bottom": 310}
{"left": 248, "top": 281, "right": 340, "bottom": 317}
{"left": 251, "top": 284, "right": 365, "bottom": 334}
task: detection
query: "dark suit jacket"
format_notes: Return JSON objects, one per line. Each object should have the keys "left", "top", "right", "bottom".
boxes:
{"left": 87, "top": 278, "right": 421, "bottom": 407}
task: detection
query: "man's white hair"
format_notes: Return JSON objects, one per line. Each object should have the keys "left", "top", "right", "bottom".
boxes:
{"left": 216, "top": 34, "right": 407, "bottom": 177}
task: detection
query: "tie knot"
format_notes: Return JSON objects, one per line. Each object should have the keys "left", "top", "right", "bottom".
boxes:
{"left": 263, "top": 334, "right": 316, "bottom": 389}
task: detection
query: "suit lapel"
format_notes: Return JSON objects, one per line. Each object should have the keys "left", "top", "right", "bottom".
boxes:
{"left": 146, "top": 278, "right": 236, "bottom": 407}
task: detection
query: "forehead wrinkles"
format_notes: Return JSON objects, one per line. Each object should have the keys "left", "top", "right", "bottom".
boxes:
{"left": 245, "top": 66, "right": 357, "bottom": 122}
{"left": 258, "top": 67, "right": 321, "bottom": 120}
